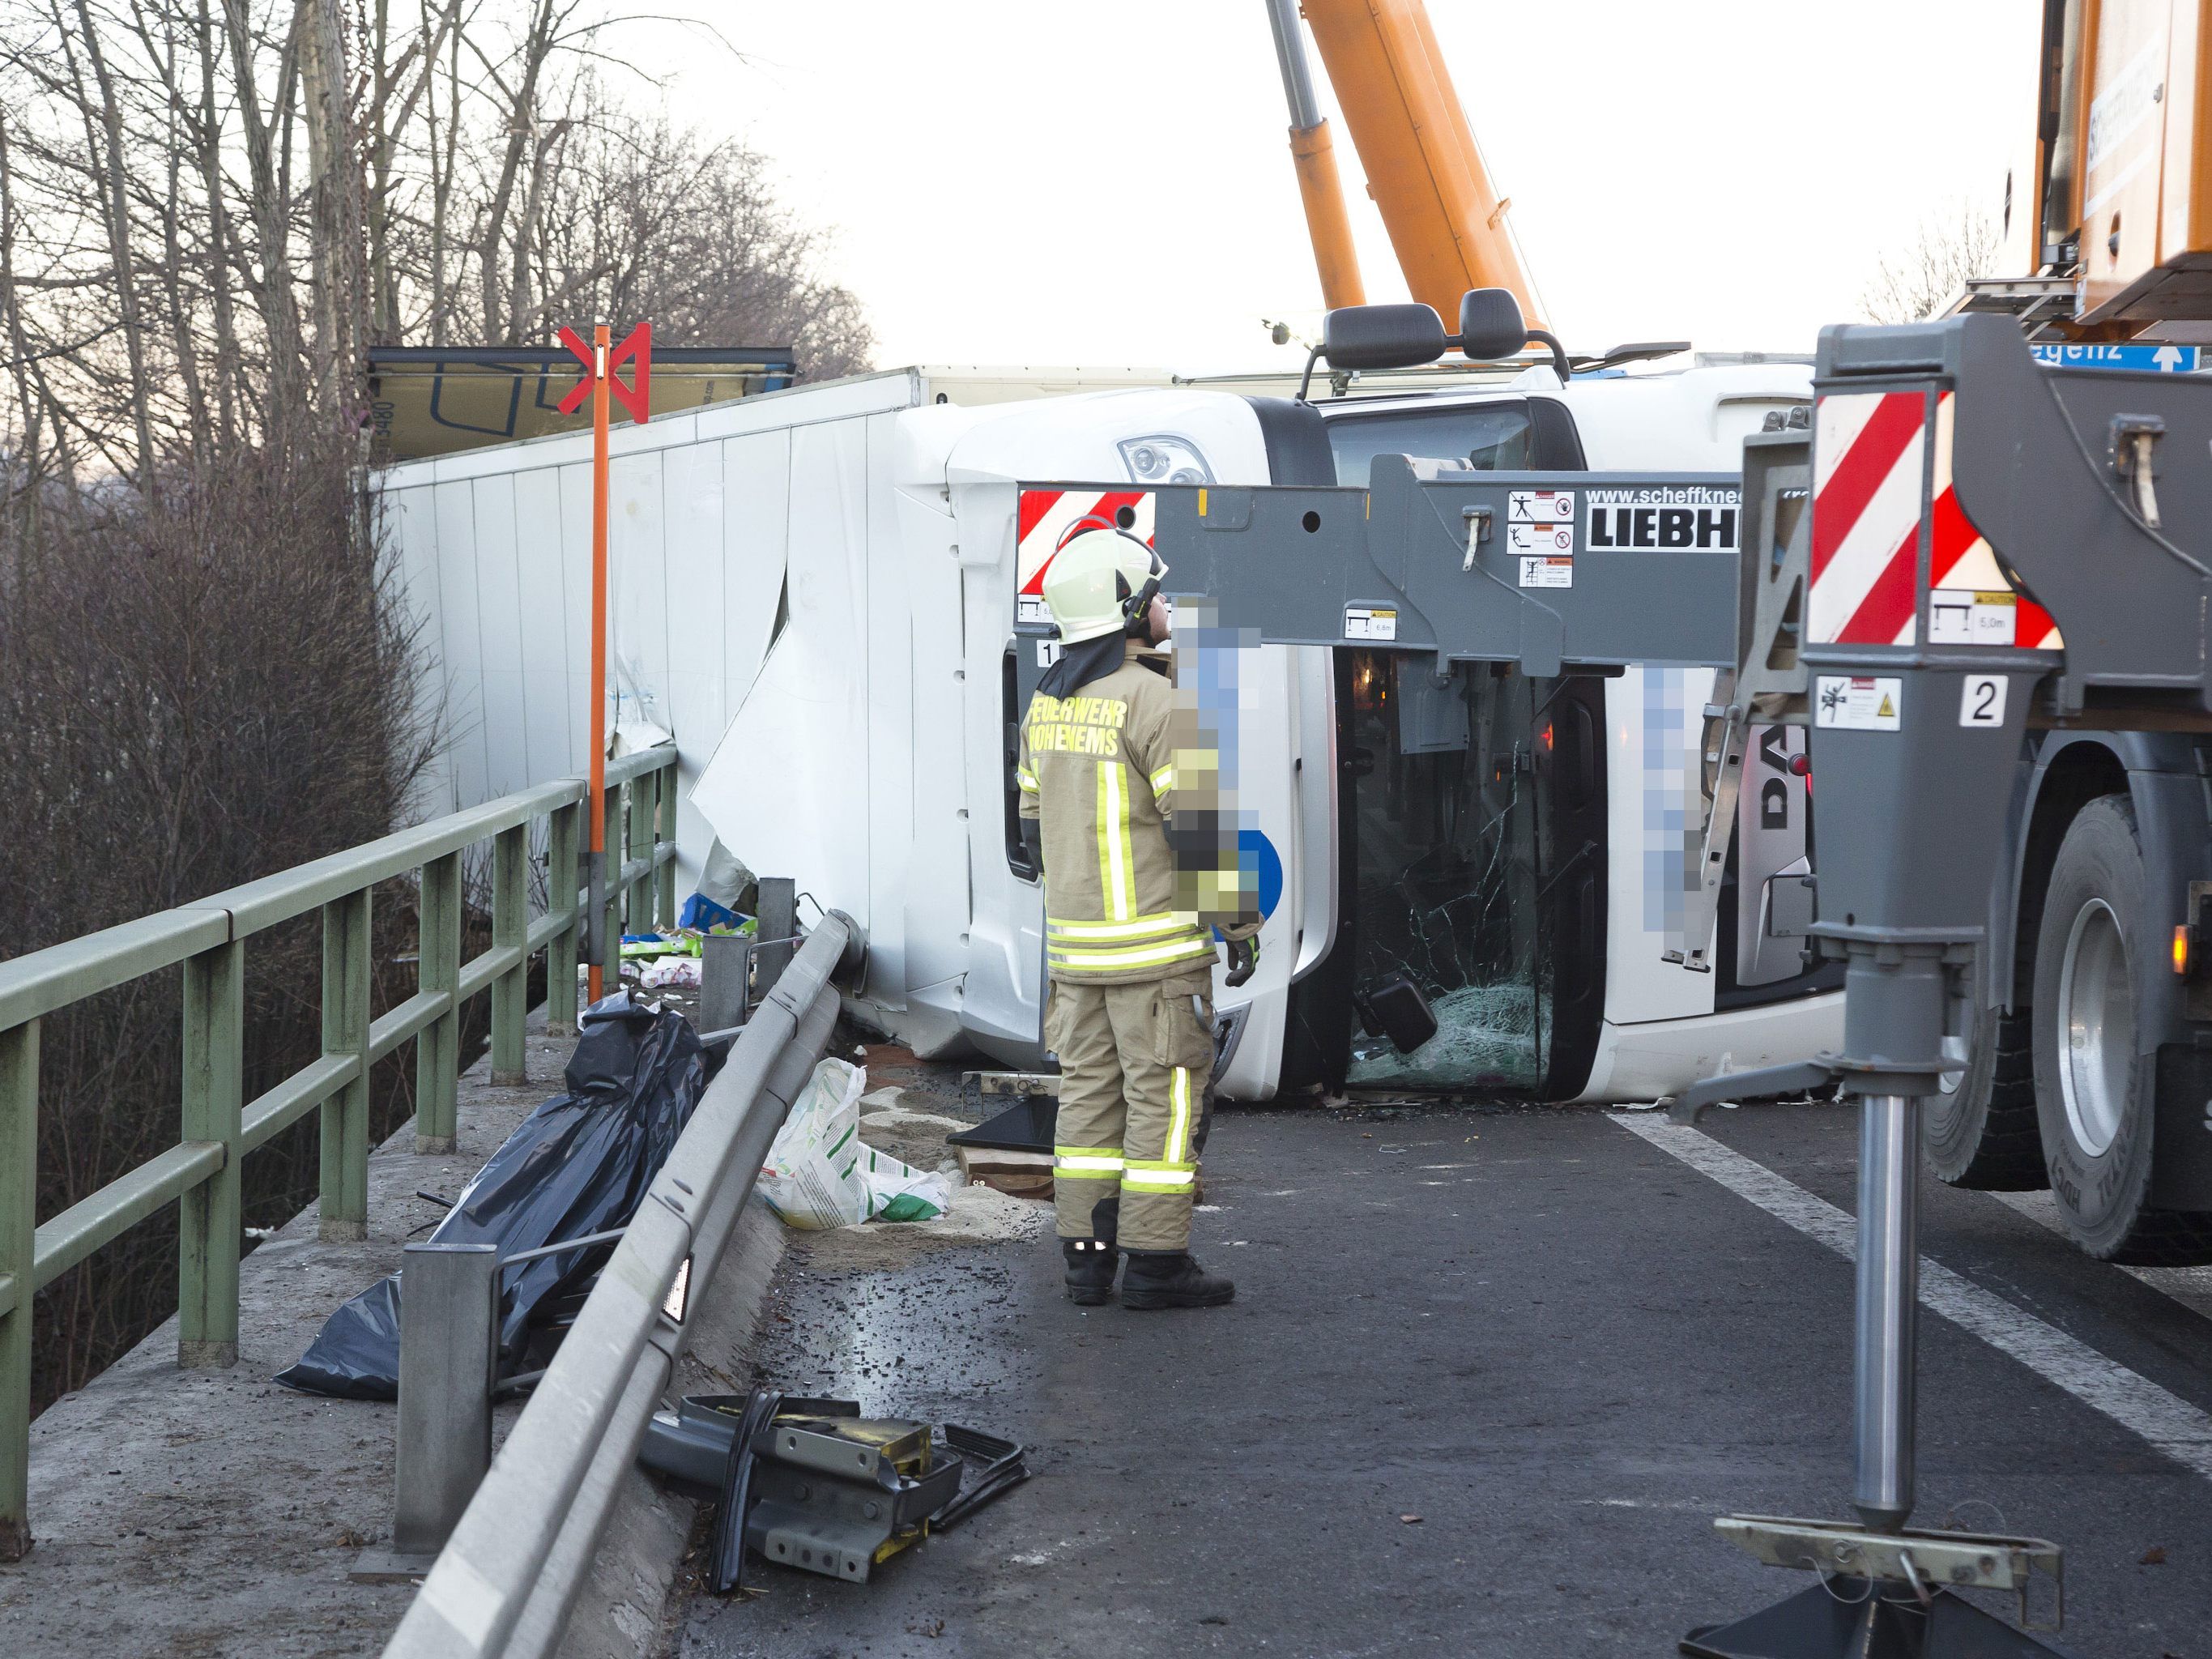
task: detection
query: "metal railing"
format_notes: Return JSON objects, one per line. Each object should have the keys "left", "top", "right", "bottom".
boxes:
{"left": 0, "top": 744, "right": 681, "bottom": 1559}
{"left": 385, "top": 911, "right": 861, "bottom": 1659}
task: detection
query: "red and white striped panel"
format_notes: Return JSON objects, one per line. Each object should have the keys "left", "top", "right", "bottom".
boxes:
{"left": 1015, "top": 488, "right": 1154, "bottom": 623}
{"left": 1927, "top": 393, "right": 2060, "bottom": 650}
{"left": 1809, "top": 391, "right": 2058, "bottom": 648}
{"left": 1810, "top": 390, "right": 1927, "bottom": 646}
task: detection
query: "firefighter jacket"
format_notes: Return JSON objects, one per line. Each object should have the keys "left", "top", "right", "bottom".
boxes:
{"left": 1017, "top": 641, "right": 1254, "bottom": 985}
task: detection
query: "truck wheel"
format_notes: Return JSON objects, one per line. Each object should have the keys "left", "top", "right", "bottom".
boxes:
{"left": 1926, "top": 1001, "right": 2045, "bottom": 1189}
{"left": 2031, "top": 795, "right": 2212, "bottom": 1264}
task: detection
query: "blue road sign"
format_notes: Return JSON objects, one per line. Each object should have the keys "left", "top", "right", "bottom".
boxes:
{"left": 2030, "top": 341, "right": 2200, "bottom": 373}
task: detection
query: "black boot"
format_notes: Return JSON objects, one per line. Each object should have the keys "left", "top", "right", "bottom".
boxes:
{"left": 1120, "top": 1249, "right": 1235, "bottom": 1310}
{"left": 1063, "top": 1238, "right": 1116, "bottom": 1304}
{"left": 1062, "top": 1196, "right": 1121, "bottom": 1306}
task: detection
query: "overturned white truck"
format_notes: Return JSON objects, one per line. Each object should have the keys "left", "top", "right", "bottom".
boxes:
{"left": 377, "top": 350, "right": 1839, "bottom": 1101}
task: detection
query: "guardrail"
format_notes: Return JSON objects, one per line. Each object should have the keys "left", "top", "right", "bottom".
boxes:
{"left": 384, "top": 911, "right": 863, "bottom": 1659}
{"left": 0, "top": 744, "right": 681, "bottom": 1559}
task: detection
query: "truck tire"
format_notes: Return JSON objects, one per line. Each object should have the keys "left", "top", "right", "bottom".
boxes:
{"left": 1926, "top": 1001, "right": 2045, "bottom": 1189}
{"left": 2031, "top": 795, "right": 2212, "bottom": 1264}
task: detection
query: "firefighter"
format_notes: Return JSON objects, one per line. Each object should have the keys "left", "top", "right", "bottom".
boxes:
{"left": 1016, "top": 522, "right": 1259, "bottom": 1310}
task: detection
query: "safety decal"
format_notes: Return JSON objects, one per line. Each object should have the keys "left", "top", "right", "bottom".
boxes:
{"left": 1345, "top": 605, "right": 1398, "bottom": 642}
{"left": 1928, "top": 589, "right": 2016, "bottom": 646}
{"left": 1813, "top": 675, "right": 1901, "bottom": 732}
{"left": 1519, "top": 556, "right": 1573, "bottom": 589}
{"left": 1808, "top": 392, "right": 2059, "bottom": 650}
{"left": 1583, "top": 486, "right": 1739, "bottom": 552}
{"left": 1508, "top": 488, "right": 1575, "bottom": 558}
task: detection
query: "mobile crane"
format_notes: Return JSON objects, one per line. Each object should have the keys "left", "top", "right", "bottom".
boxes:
{"left": 1272, "top": 0, "right": 2212, "bottom": 1270}
{"left": 1006, "top": 7, "right": 2212, "bottom": 1653}
{"left": 1100, "top": 285, "right": 2183, "bottom": 1659}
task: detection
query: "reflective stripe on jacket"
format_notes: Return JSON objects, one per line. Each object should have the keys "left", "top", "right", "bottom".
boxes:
{"left": 1018, "top": 642, "right": 1217, "bottom": 985}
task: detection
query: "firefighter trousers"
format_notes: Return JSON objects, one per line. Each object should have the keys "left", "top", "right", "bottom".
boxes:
{"left": 1048, "top": 970, "right": 1215, "bottom": 1254}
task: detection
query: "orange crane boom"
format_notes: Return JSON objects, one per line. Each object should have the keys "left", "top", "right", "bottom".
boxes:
{"left": 1265, "top": 0, "right": 1367, "bottom": 309}
{"left": 1285, "top": 0, "right": 1545, "bottom": 331}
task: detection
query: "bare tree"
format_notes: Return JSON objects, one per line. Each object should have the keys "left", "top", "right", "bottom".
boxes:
{"left": 528, "top": 100, "right": 872, "bottom": 378}
{"left": 0, "top": 0, "right": 872, "bottom": 488}
{"left": 1860, "top": 203, "right": 2001, "bottom": 325}
{"left": 0, "top": 0, "right": 877, "bottom": 1419}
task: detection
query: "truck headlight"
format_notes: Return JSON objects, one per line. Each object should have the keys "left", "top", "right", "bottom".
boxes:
{"left": 1119, "top": 434, "right": 1214, "bottom": 487}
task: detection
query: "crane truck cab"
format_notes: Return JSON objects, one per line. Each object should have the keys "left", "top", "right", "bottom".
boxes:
{"left": 925, "top": 341, "right": 1841, "bottom": 1103}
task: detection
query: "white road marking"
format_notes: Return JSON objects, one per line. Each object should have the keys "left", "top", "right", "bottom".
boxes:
{"left": 1612, "top": 1113, "right": 2212, "bottom": 1483}
{"left": 1988, "top": 1189, "right": 2212, "bottom": 1324}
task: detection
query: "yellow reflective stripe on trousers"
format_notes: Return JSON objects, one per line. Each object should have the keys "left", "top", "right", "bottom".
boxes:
{"left": 1055, "top": 1145, "right": 1125, "bottom": 1175}
{"left": 1166, "top": 1066, "right": 1193, "bottom": 1164}
{"left": 1047, "top": 911, "right": 1190, "bottom": 941}
{"left": 1094, "top": 761, "right": 1136, "bottom": 921}
{"left": 1123, "top": 1158, "right": 1197, "bottom": 1192}
{"left": 1047, "top": 935, "right": 1216, "bottom": 972}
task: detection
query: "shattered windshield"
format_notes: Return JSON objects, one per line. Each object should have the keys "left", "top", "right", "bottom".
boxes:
{"left": 1340, "top": 653, "right": 1557, "bottom": 1093}
{"left": 1325, "top": 397, "right": 1580, "bottom": 1096}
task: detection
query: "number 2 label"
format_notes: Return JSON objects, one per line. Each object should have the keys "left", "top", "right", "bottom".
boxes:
{"left": 1959, "top": 674, "right": 2007, "bottom": 728}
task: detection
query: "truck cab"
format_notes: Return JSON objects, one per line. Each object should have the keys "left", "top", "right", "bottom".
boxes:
{"left": 936, "top": 356, "right": 1843, "bottom": 1101}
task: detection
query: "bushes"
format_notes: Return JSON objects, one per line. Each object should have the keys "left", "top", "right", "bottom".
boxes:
{"left": 0, "top": 438, "right": 439, "bottom": 1411}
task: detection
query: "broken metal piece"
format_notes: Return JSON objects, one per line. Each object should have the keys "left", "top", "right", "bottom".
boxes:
{"left": 708, "top": 1388, "right": 785, "bottom": 1595}
{"left": 931, "top": 1425, "right": 1030, "bottom": 1531}
{"left": 644, "top": 1394, "right": 1033, "bottom": 1588}
{"left": 1714, "top": 1513, "right": 2065, "bottom": 1636}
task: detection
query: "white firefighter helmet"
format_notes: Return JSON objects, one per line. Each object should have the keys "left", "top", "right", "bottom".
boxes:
{"left": 1041, "top": 523, "right": 1164, "bottom": 645}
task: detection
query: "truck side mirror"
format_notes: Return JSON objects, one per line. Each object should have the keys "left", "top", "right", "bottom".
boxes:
{"left": 1458, "top": 288, "right": 1530, "bottom": 360}
{"left": 1320, "top": 302, "right": 1450, "bottom": 370}
{"left": 1299, "top": 302, "right": 1449, "bottom": 401}
{"left": 1459, "top": 287, "right": 1572, "bottom": 382}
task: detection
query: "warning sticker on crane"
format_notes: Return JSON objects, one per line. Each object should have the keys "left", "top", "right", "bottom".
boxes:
{"left": 1345, "top": 605, "right": 1398, "bottom": 642}
{"left": 1519, "top": 556, "right": 1573, "bottom": 589}
{"left": 1584, "top": 486, "right": 1741, "bottom": 552}
{"left": 1927, "top": 589, "right": 2017, "bottom": 646}
{"left": 1507, "top": 489, "right": 1575, "bottom": 558}
{"left": 1813, "top": 675, "right": 1902, "bottom": 732}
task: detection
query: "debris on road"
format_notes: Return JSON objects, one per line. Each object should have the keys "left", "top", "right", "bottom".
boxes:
{"left": 759, "top": 1060, "right": 951, "bottom": 1229}
{"left": 638, "top": 1392, "right": 1030, "bottom": 1589}
{"left": 275, "top": 992, "right": 714, "bottom": 1398}
{"left": 948, "top": 1085, "right": 1057, "bottom": 1198}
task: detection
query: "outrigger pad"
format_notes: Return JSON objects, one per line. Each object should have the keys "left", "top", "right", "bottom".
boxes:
{"left": 1681, "top": 1580, "right": 2085, "bottom": 1659}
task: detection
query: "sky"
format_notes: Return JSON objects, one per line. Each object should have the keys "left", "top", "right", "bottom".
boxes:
{"left": 614, "top": 1, "right": 2043, "bottom": 374}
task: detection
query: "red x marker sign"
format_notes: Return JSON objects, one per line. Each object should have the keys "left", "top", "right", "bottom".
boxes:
{"left": 556, "top": 321, "right": 652, "bottom": 424}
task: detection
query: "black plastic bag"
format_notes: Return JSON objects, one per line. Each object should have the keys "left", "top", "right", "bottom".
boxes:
{"left": 275, "top": 992, "right": 718, "bottom": 1400}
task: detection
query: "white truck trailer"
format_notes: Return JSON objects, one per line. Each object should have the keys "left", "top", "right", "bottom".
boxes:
{"left": 377, "top": 352, "right": 1839, "bottom": 1102}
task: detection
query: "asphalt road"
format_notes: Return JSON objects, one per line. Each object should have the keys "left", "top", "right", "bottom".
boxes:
{"left": 680, "top": 1098, "right": 2212, "bottom": 1659}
